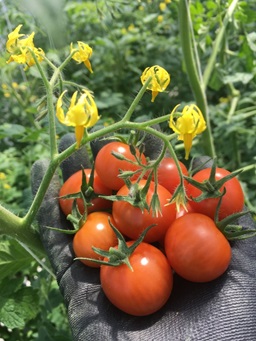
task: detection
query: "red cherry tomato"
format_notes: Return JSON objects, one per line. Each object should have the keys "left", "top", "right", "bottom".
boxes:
{"left": 186, "top": 167, "right": 244, "bottom": 220}
{"left": 155, "top": 157, "right": 188, "bottom": 194}
{"left": 73, "top": 212, "right": 117, "bottom": 268}
{"left": 59, "top": 169, "right": 113, "bottom": 216}
{"left": 112, "top": 179, "right": 176, "bottom": 243}
{"left": 164, "top": 213, "right": 232, "bottom": 282}
{"left": 100, "top": 241, "right": 173, "bottom": 316}
{"left": 95, "top": 141, "right": 147, "bottom": 191}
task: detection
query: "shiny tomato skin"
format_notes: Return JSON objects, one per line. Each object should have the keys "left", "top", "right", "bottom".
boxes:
{"left": 100, "top": 241, "right": 173, "bottom": 316}
{"left": 164, "top": 213, "right": 232, "bottom": 282}
{"left": 59, "top": 169, "right": 113, "bottom": 216}
{"left": 73, "top": 212, "right": 117, "bottom": 268}
{"left": 112, "top": 180, "right": 176, "bottom": 243}
{"left": 175, "top": 201, "right": 195, "bottom": 219}
{"left": 186, "top": 167, "right": 244, "bottom": 220}
{"left": 155, "top": 157, "right": 189, "bottom": 194}
{"left": 95, "top": 141, "right": 147, "bottom": 191}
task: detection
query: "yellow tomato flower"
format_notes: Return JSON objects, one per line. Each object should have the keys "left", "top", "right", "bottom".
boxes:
{"left": 0, "top": 172, "right": 6, "bottom": 180}
{"left": 71, "top": 41, "right": 93, "bottom": 73}
{"left": 157, "top": 15, "right": 164, "bottom": 23}
{"left": 56, "top": 89, "right": 99, "bottom": 148}
{"left": 3, "top": 183, "right": 11, "bottom": 190}
{"left": 141, "top": 65, "right": 170, "bottom": 102}
{"left": 169, "top": 104, "right": 206, "bottom": 160}
{"left": 128, "top": 24, "right": 135, "bottom": 31}
{"left": 159, "top": 2, "right": 167, "bottom": 11}
{"left": 6, "top": 25, "right": 44, "bottom": 70}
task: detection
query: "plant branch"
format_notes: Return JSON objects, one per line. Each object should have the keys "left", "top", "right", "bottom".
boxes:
{"left": 0, "top": 204, "right": 45, "bottom": 255}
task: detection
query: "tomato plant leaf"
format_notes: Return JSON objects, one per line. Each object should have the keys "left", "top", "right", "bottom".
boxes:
{"left": 0, "top": 279, "right": 40, "bottom": 329}
{"left": 0, "top": 238, "right": 34, "bottom": 281}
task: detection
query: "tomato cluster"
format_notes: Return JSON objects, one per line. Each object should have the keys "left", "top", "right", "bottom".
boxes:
{"left": 59, "top": 141, "right": 244, "bottom": 316}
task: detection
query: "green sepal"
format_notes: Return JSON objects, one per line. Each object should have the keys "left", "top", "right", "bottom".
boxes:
{"left": 216, "top": 209, "right": 256, "bottom": 240}
{"left": 184, "top": 160, "right": 243, "bottom": 202}
{"left": 99, "top": 177, "right": 152, "bottom": 212}
{"left": 45, "top": 226, "right": 77, "bottom": 235}
{"left": 214, "top": 189, "right": 256, "bottom": 240}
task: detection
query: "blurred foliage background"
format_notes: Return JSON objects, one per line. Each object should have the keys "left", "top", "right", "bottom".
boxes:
{"left": 0, "top": 0, "right": 255, "bottom": 339}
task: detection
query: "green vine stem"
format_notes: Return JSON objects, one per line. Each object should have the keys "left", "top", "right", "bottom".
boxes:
{"left": 178, "top": 0, "right": 215, "bottom": 158}
{"left": 0, "top": 205, "right": 45, "bottom": 255}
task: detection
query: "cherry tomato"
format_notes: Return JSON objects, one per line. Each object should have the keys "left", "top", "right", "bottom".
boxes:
{"left": 164, "top": 213, "right": 232, "bottom": 282}
{"left": 155, "top": 157, "right": 188, "bottom": 194}
{"left": 112, "top": 179, "right": 176, "bottom": 243}
{"left": 95, "top": 141, "right": 147, "bottom": 191}
{"left": 73, "top": 212, "right": 117, "bottom": 268}
{"left": 186, "top": 167, "right": 244, "bottom": 220}
{"left": 59, "top": 169, "right": 113, "bottom": 216}
{"left": 100, "top": 241, "right": 173, "bottom": 316}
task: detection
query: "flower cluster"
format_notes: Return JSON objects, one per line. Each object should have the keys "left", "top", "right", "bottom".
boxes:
{"left": 6, "top": 24, "right": 45, "bottom": 70}
{"left": 5, "top": 25, "right": 206, "bottom": 159}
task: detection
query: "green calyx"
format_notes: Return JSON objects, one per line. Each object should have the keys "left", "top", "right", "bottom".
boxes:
{"left": 216, "top": 210, "right": 256, "bottom": 240}
{"left": 75, "top": 219, "right": 155, "bottom": 271}
{"left": 185, "top": 160, "right": 243, "bottom": 202}
{"left": 59, "top": 165, "right": 97, "bottom": 209}
{"left": 100, "top": 174, "right": 152, "bottom": 212}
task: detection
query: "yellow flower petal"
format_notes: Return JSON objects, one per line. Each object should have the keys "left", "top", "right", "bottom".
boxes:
{"left": 56, "top": 91, "right": 67, "bottom": 124}
{"left": 6, "top": 24, "right": 24, "bottom": 52}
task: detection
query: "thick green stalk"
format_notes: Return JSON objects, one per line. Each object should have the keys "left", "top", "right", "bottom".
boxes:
{"left": 178, "top": 0, "right": 215, "bottom": 158}
{"left": 0, "top": 205, "right": 45, "bottom": 255}
{"left": 23, "top": 156, "right": 61, "bottom": 229}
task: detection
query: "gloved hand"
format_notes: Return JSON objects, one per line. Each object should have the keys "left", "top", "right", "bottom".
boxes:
{"left": 31, "top": 133, "right": 256, "bottom": 341}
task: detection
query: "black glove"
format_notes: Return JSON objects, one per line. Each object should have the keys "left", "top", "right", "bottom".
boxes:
{"left": 31, "top": 133, "right": 256, "bottom": 341}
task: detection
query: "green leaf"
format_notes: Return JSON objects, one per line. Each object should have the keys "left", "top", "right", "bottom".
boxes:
{"left": 0, "top": 238, "right": 34, "bottom": 281}
{"left": 223, "top": 72, "right": 254, "bottom": 85}
{"left": 0, "top": 279, "right": 40, "bottom": 329}
{"left": 0, "top": 123, "right": 26, "bottom": 139}
{"left": 247, "top": 32, "right": 256, "bottom": 52}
